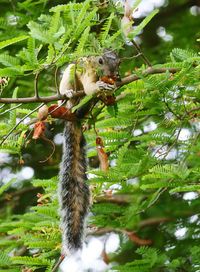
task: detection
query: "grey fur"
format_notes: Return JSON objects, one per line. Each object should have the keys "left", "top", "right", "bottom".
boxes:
{"left": 58, "top": 51, "right": 120, "bottom": 255}
{"left": 58, "top": 121, "right": 90, "bottom": 255}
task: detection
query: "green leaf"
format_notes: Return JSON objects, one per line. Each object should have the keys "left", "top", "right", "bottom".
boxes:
{"left": 169, "top": 184, "right": 200, "bottom": 193}
{"left": 128, "top": 9, "right": 159, "bottom": 39}
{"left": 0, "top": 54, "right": 20, "bottom": 67}
{"left": 0, "top": 67, "right": 24, "bottom": 77}
{"left": 100, "top": 12, "right": 114, "bottom": 44}
{"left": 12, "top": 256, "right": 51, "bottom": 266}
{"left": 72, "top": 95, "right": 93, "bottom": 112}
{"left": 75, "top": 26, "right": 90, "bottom": 54}
{"left": 0, "top": 178, "right": 17, "bottom": 196}
{"left": 0, "top": 251, "right": 11, "bottom": 266}
{"left": 107, "top": 104, "right": 118, "bottom": 117}
{"left": 0, "top": 36, "right": 29, "bottom": 50}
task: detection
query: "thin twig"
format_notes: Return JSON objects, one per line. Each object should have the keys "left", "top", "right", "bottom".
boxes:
{"left": 163, "top": 95, "right": 182, "bottom": 120}
{"left": 55, "top": 66, "right": 60, "bottom": 95}
{"left": 0, "top": 103, "right": 45, "bottom": 146}
{"left": 39, "top": 136, "right": 55, "bottom": 163}
{"left": 52, "top": 255, "right": 65, "bottom": 272}
{"left": 0, "top": 67, "right": 179, "bottom": 104}
{"left": 121, "top": 53, "right": 142, "bottom": 60}
{"left": 0, "top": 103, "right": 22, "bottom": 116}
{"left": 0, "top": 104, "right": 5, "bottom": 110}
{"left": 136, "top": 187, "right": 167, "bottom": 215}
{"left": 34, "top": 72, "right": 40, "bottom": 98}
{"left": 132, "top": 40, "right": 152, "bottom": 67}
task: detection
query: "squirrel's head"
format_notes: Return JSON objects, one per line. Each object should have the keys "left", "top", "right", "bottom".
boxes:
{"left": 97, "top": 49, "right": 120, "bottom": 78}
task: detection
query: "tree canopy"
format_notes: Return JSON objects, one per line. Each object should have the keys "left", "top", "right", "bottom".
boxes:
{"left": 0, "top": 0, "right": 199, "bottom": 271}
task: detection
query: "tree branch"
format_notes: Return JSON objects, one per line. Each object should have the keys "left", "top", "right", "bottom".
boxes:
{"left": 0, "top": 93, "right": 85, "bottom": 104}
{"left": 0, "top": 67, "right": 179, "bottom": 104}
{"left": 118, "top": 67, "right": 178, "bottom": 86}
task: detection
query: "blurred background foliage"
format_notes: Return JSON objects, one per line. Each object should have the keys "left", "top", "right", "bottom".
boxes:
{"left": 0, "top": 0, "right": 200, "bottom": 271}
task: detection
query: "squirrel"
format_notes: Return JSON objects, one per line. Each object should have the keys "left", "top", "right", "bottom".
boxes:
{"left": 58, "top": 50, "right": 120, "bottom": 255}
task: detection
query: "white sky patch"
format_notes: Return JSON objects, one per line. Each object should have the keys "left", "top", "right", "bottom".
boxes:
{"left": 133, "top": 129, "right": 143, "bottom": 136}
{"left": 165, "top": 245, "right": 175, "bottom": 251}
{"left": 0, "top": 167, "right": 15, "bottom": 183}
{"left": 109, "top": 183, "right": 122, "bottom": 191}
{"left": 183, "top": 192, "right": 198, "bottom": 201}
{"left": 23, "top": 117, "right": 31, "bottom": 125}
{"left": 190, "top": 5, "right": 200, "bottom": 16}
{"left": 143, "top": 121, "right": 157, "bottom": 133}
{"left": 189, "top": 215, "right": 198, "bottom": 223}
{"left": 16, "top": 117, "right": 31, "bottom": 125}
{"left": 110, "top": 159, "right": 117, "bottom": 167}
{"left": 157, "top": 26, "right": 173, "bottom": 42}
{"left": 175, "top": 227, "right": 187, "bottom": 240}
{"left": 152, "top": 145, "right": 177, "bottom": 160}
{"left": 133, "top": 0, "right": 166, "bottom": 18}
{"left": 165, "top": 111, "right": 174, "bottom": 120}
{"left": 190, "top": 120, "right": 200, "bottom": 131}
{"left": 165, "top": 148, "right": 177, "bottom": 160}
{"left": 177, "top": 128, "right": 192, "bottom": 141}
{"left": 133, "top": 36, "right": 142, "bottom": 45}
{"left": 105, "top": 233, "right": 120, "bottom": 253}
{"left": 18, "top": 166, "right": 34, "bottom": 180}
{"left": 127, "top": 177, "right": 139, "bottom": 185}
{"left": 87, "top": 173, "right": 97, "bottom": 179}
{"left": 0, "top": 152, "right": 12, "bottom": 166}
{"left": 54, "top": 133, "right": 63, "bottom": 145}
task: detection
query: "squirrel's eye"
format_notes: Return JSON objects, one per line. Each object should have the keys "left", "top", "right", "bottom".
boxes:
{"left": 98, "top": 58, "right": 104, "bottom": 65}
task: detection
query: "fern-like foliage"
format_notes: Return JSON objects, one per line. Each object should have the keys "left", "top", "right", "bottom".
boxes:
{"left": 0, "top": 1, "right": 199, "bottom": 271}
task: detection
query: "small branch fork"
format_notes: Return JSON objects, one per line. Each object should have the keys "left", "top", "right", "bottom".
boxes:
{"left": 0, "top": 67, "right": 179, "bottom": 104}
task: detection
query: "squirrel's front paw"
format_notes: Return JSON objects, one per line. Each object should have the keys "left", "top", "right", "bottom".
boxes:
{"left": 96, "top": 81, "right": 115, "bottom": 91}
{"left": 62, "top": 89, "right": 74, "bottom": 98}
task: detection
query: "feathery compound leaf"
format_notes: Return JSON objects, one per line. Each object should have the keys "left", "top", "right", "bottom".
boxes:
{"left": 27, "top": 37, "right": 38, "bottom": 65}
{"left": 0, "top": 36, "right": 28, "bottom": 50}
{"left": 76, "top": 0, "right": 91, "bottom": 25}
{"left": 96, "top": 117, "right": 133, "bottom": 128}
{"left": 128, "top": 9, "right": 159, "bottom": 39}
{"left": 0, "top": 269, "right": 20, "bottom": 272}
{"left": 171, "top": 48, "right": 198, "bottom": 62}
{"left": 132, "top": 0, "right": 142, "bottom": 10}
{"left": 106, "top": 29, "right": 122, "bottom": 44}
{"left": 75, "top": 26, "right": 90, "bottom": 54}
{"left": 169, "top": 184, "right": 200, "bottom": 193}
{"left": 100, "top": 12, "right": 114, "bottom": 44}
{"left": 49, "top": 11, "right": 61, "bottom": 36}
{"left": 0, "top": 67, "right": 23, "bottom": 77}
{"left": 0, "top": 178, "right": 17, "bottom": 196}
{"left": 32, "top": 177, "right": 58, "bottom": 189}
{"left": 0, "top": 251, "right": 11, "bottom": 266}
{"left": 75, "top": 8, "right": 98, "bottom": 40}
{"left": 12, "top": 256, "right": 51, "bottom": 266}
{"left": 0, "top": 54, "right": 20, "bottom": 67}
{"left": 50, "top": 3, "right": 84, "bottom": 13}
{"left": 31, "top": 206, "right": 58, "bottom": 218}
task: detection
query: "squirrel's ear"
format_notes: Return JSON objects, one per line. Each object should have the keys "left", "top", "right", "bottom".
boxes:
{"left": 103, "top": 48, "right": 119, "bottom": 60}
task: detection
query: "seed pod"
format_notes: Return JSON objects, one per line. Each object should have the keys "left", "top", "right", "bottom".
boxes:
{"left": 38, "top": 105, "right": 49, "bottom": 120}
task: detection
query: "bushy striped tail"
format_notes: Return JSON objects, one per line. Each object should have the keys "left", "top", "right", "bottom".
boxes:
{"left": 59, "top": 121, "right": 90, "bottom": 255}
